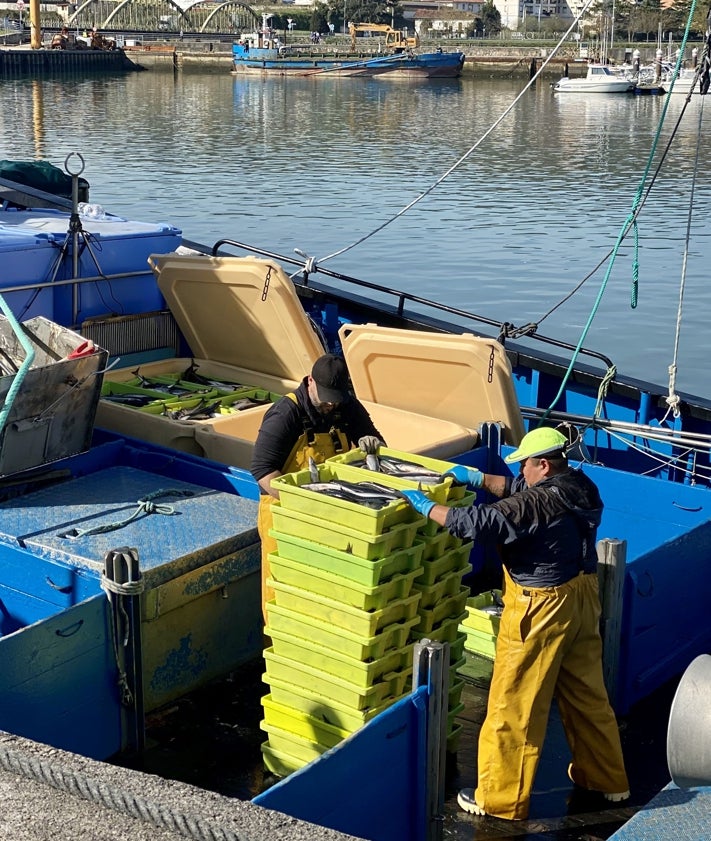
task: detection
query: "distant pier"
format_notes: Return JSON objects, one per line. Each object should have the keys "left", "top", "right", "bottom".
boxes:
{"left": 0, "top": 47, "right": 139, "bottom": 77}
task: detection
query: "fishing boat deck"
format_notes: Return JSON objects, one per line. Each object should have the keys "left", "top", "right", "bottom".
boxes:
{"left": 117, "top": 649, "right": 678, "bottom": 841}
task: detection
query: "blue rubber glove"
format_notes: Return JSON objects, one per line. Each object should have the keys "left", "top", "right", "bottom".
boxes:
{"left": 399, "top": 489, "right": 436, "bottom": 518}
{"left": 443, "top": 464, "right": 484, "bottom": 488}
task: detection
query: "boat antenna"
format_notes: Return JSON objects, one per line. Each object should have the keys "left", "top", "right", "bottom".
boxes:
{"left": 294, "top": 0, "right": 597, "bottom": 276}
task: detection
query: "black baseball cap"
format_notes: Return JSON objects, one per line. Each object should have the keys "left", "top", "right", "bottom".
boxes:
{"left": 311, "top": 354, "right": 350, "bottom": 404}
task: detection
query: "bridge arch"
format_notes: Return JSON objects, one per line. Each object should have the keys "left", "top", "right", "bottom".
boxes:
{"left": 67, "top": 0, "right": 259, "bottom": 35}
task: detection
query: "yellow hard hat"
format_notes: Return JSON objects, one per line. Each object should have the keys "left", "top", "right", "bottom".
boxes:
{"left": 504, "top": 427, "right": 568, "bottom": 464}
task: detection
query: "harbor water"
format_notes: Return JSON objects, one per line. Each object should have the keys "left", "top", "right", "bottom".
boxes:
{"left": 1, "top": 71, "right": 710, "bottom": 397}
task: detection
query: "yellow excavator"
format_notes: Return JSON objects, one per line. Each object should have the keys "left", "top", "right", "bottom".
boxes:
{"left": 348, "top": 23, "right": 419, "bottom": 53}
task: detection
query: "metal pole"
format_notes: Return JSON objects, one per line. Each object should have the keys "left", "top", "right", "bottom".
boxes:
{"left": 414, "top": 640, "right": 449, "bottom": 841}
{"left": 104, "top": 546, "right": 145, "bottom": 755}
{"left": 597, "top": 537, "right": 626, "bottom": 709}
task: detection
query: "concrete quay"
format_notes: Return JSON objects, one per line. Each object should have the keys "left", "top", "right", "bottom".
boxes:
{"left": 0, "top": 731, "right": 365, "bottom": 841}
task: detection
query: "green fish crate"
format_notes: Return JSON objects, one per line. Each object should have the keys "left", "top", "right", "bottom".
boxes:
{"left": 449, "top": 677, "right": 465, "bottom": 709}
{"left": 264, "top": 647, "right": 412, "bottom": 710}
{"left": 126, "top": 374, "right": 226, "bottom": 396}
{"left": 415, "top": 586, "right": 470, "bottom": 634}
{"left": 267, "top": 628, "right": 413, "bottom": 688}
{"left": 100, "top": 380, "right": 180, "bottom": 404}
{"left": 272, "top": 464, "right": 422, "bottom": 535}
{"left": 413, "top": 563, "right": 472, "bottom": 609}
{"left": 447, "top": 722, "right": 463, "bottom": 754}
{"left": 411, "top": 612, "right": 468, "bottom": 645}
{"left": 260, "top": 721, "right": 331, "bottom": 765}
{"left": 417, "top": 530, "right": 450, "bottom": 561}
{"left": 267, "top": 552, "right": 423, "bottom": 611}
{"left": 216, "top": 388, "right": 282, "bottom": 415}
{"left": 461, "top": 626, "right": 498, "bottom": 660}
{"left": 327, "top": 446, "right": 471, "bottom": 502}
{"left": 418, "top": 541, "right": 473, "bottom": 586}
{"left": 267, "top": 577, "right": 422, "bottom": 637}
{"left": 270, "top": 528, "right": 425, "bottom": 587}
{"left": 266, "top": 600, "right": 419, "bottom": 662}
{"left": 462, "top": 590, "right": 503, "bottom": 635}
{"left": 270, "top": 501, "right": 422, "bottom": 561}
{"left": 261, "top": 742, "right": 304, "bottom": 778}
{"left": 126, "top": 372, "right": 252, "bottom": 397}
{"left": 137, "top": 391, "right": 222, "bottom": 416}
{"left": 266, "top": 672, "right": 406, "bottom": 732}
{"left": 327, "top": 448, "right": 455, "bottom": 505}
{"left": 261, "top": 694, "right": 350, "bottom": 747}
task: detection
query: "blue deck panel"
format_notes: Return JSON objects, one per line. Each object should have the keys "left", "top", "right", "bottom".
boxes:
{"left": 608, "top": 783, "right": 711, "bottom": 840}
{"left": 0, "top": 465, "right": 259, "bottom": 588}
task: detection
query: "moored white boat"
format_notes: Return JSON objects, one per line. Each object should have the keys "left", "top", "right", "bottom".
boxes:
{"left": 553, "top": 63, "right": 635, "bottom": 93}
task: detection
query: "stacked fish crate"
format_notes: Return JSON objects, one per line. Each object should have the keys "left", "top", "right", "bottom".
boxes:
{"left": 326, "top": 448, "right": 474, "bottom": 755}
{"left": 261, "top": 462, "right": 426, "bottom": 778}
{"left": 459, "top": 589, "right": 503, "bottom": 660}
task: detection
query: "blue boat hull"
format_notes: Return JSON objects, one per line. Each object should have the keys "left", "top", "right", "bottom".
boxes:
{"left": 231, "top": 46, "right": 465, "bottom": 78}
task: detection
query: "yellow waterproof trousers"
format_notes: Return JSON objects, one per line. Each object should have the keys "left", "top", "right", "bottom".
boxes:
{"left": 257, "top": 494, "right": 278, "bottom": 623}
{"left": 475, "top": 568, "right": 629, "bottom": 820}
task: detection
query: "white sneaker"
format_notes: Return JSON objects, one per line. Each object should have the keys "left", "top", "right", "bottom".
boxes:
{"left": 604, "top": 790, "right": 630, "bottom": 802}
{"left": 457, "top": 788, "right": 487, "bottom": 816}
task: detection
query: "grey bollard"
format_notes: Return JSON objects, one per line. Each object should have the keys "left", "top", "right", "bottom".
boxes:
{"left": 667, "top": 654, "right": 711, "bottom": 787}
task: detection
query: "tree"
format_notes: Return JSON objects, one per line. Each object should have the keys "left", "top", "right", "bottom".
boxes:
{"left": 320, "top": 0, "right": 404, "bottom": 30}
{"left": 310, "top": 3, "right": 329, "bottom": 34}
{"left": 481, "top": 0, "right": 501, "bottom": 36}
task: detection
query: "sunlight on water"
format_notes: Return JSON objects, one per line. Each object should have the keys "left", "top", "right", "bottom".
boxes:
{"left": 1, "top": 72, "right": 709, "bottom": 396}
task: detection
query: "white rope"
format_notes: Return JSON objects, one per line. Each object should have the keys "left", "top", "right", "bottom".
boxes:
{"left": 666, "top": 96, "right": 705, "bottom": 418}
{"left": 295, "top": 1, "right": 597, "bottom": 270}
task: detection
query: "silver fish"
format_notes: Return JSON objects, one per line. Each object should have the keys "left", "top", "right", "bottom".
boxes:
{"left": 308, "top": 457, "right": 320, "bottom": 483}
{"left": 301, "top": 479, "right": 401, "bottom": 509}
{"left": 180, "top": 360, "right": 245, "bottom": 392}
{"left": 365, "top": 453, "right": 380, "bottom": 472}
{"left": 348, "top": 455, "right": 441, "bottom": 485}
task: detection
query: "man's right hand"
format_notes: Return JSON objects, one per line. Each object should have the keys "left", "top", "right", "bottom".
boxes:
{"left": 399, "top": 489, "right": 436, "bottom": 518}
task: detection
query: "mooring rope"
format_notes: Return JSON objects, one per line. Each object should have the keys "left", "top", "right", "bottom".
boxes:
{"left": 288, "top": 0, "right": 597, "bottom": 279}
{"left": 0, "top": 741, "right": 257, "bottom": 841}
{"left": 57, "top": 488, "right": 195, "bottom": 540}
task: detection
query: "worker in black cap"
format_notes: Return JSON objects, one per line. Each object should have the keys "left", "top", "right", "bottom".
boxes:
{"left": 251, "top": 353, "right": 384, "bottom": 622}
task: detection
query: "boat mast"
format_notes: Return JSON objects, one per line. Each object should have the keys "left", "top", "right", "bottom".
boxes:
{"left": 30, "top": 0, "right": 41, "bottom": 49}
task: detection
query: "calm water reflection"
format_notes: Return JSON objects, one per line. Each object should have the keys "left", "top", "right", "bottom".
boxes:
{"left": 1, "top": 71, "right": 709, "bottom": 396}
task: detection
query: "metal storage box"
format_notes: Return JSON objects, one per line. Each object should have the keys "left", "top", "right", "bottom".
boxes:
{"left": 0, "top": 315, "right": 107, "bottom": 476}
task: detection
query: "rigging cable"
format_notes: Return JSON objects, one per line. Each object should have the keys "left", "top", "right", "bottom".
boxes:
{"left": 540, "top": 0, "right": 700, "bottom": 419}
{"left": 292, "top": 0, "right": 598, "bottom": 275}
{"left": 665, "top": 8, "right": 711, "bottom": 418}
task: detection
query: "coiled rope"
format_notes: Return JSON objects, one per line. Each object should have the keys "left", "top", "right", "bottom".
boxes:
{"left": 57, "top": 488, "right": 195, "bottom": 540}
{"left": 0, "top": 741, "right": 257, "bottom": 841}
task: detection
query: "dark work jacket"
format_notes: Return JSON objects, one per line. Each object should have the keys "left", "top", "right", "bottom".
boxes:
{"left": 445, "top": 468, "right": 603, "bottom": 587}
{"left": 250, "top": 378, "right": 382, "bottom": 482}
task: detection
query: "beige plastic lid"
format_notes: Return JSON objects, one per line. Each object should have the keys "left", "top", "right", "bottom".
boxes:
{"left": 150, "top": 254, "right": 324, "bottom": 382}
{"left": 340, "top": 323, "right": 525, "bottom": 445}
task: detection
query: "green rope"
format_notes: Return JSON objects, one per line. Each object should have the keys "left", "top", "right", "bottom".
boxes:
{"left": 542, "top": 0, "right": 698, "bottom": 421}
{"left": 58, "top": 489, "right": 195, "bottom": 540}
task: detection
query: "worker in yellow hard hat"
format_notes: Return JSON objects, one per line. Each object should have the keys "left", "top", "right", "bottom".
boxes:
{"left": 401, "top": 426, "right": 629, "bottom": 821}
